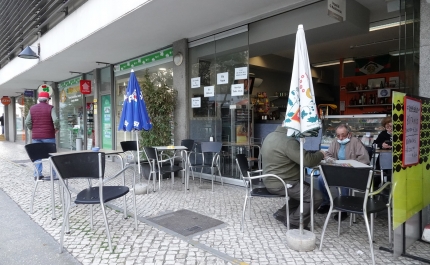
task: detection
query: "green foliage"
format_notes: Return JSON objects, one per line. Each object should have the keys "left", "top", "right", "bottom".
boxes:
{"left": 139, "top": 70, "right": 177, "bottom": 149}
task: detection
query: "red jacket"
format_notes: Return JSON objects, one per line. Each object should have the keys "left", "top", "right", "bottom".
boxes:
{"left": 30, "top": 102, "right": 55, "bottom": 139}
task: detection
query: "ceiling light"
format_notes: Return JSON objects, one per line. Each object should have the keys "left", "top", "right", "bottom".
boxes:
{"left": 389, "top": 50, "right": 416, "bottom": 56}
{"left": 159, "top": 68, "right": 166, "bottom": 71}
{"left": 312, "top": 58, "right": 354, "bottom": 67}
{"left": 369, "top": 19, "right": 416, "bottom": 31}
{"left": 18, "top": 46, "right": 39, "bottom": 59}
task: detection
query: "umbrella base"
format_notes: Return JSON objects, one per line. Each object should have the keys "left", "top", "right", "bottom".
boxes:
{"left": 286, "top": 229, "right": 316, "bottom": 251}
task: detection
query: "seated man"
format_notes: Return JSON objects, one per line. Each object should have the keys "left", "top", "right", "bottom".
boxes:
{"left": 261, "top": 125, "right": 325, "bottom": 229}
{"left": 317, "top": 124, "right": 370, "bottom": 221}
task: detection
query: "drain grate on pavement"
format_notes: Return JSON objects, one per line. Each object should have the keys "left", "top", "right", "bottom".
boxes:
{"left": 147, "top": 209, "right": 224, "bottom": 237}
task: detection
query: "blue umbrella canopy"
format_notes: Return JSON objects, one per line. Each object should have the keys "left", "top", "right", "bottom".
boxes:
{"left": 118, "top": 70, "right": 152, "bottom": 132}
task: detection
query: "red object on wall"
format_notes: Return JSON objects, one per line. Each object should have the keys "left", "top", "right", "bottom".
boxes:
{"left": 1, "top": 96, "right": 11, "bottom": 105}
{"left": 80, "top": 80, "right": 92, "bottom": 94}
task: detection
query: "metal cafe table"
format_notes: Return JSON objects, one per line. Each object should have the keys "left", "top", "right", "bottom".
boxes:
{"left": 152, "top": 146, "right": 188, "bottom": 190}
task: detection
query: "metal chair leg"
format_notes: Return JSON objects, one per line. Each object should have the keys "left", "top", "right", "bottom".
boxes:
{"left": 90, "top": 205, "right": 94, "bottom": 230}
{"left": 100, "top": 203, "right": 113, "bottom": 253}
{"left": 30, "top": 181, "right": 39, "bottom": 214}
{"left": 319, "top": 208, "right": 333, "bottom": 250}
{"left": 241, "top": 193, "right": 248, "bottom": 232}
{"left": 363, "top": 212, "right": 376, "bottom": 265}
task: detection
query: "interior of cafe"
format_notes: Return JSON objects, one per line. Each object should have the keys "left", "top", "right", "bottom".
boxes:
{"left": 187, "top": 0, "right": 417, "bottom": 183}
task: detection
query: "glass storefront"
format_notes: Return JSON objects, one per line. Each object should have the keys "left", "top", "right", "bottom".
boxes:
{"left": 114, "top": 48, "right": 173, "bottom": 150}
{"left": 58, "top": 76, "right": 84, "bottom": 150}
{"left": 188, "top": 28, "right": 250, "bottom": 179}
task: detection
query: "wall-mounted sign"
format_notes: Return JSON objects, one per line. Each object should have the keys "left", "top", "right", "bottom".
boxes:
{"left": 80, "top": 80, "right": 92, "bottom": 94}
{"left": 1, "top": 96, "right": 11, "bottom": 105}
{"left": 403, "top": 96, "right": 421, "bottom": 167}
{"left": 24, "top": 90, "right": 34, "bottom": 97}
{"left": 327, "top": 0, "right": 345, "bottom": 22}
{"left": 17, "top": 95, "right": 25, "bottom": 105}
{"left": 38, "top": 84, "right": 53, "bottom": 96}
{"left": 217, "top": 72, "right": 228, "bottom": 85}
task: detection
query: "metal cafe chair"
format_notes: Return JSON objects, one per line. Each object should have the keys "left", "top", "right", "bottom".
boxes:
{"left": 235, "top": 154, "right": 291, "bottom": 231}
{"left": 24, "top": 143, "right": 60, "bottom": 218}
{"left": 319, "top": 164, "right": 392, "bottom": 265}
{"left": 189, "top": 141, "right": 222, "bottom": 192}
{"left": 50, "top": 152, "right": 138, "bottom": 253}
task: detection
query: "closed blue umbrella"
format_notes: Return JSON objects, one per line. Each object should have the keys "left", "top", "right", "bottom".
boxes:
{"left": 118, "top": 69, "right": 152, "bottom": 132}
{"left": 118, "top": 69, "right": 152, "bottom": 191}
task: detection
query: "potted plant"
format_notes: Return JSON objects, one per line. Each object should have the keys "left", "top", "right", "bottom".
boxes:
{"left": 138, "top": 69, "right": 177, "bottom": 184}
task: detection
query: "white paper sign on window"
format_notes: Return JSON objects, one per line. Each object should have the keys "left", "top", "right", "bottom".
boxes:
{"left": 231, "top": 83, "right": 244, "bottom": 96}
{"left": 191, "top": 97, "right": 201, "bottom": 108}
{"left": 217, "top": 72, "right": 228, "bottom": 84}
{"left": 234, "top": 67, "right": 248, "bottom": 80}
{"left": 403, "top": 96, "right": 421, "bottom": 167}
{"left": 191, "top": 77, "right": 201, "bottom": 88}
{"left": 204, "top": 86, "right": 214, "bottom": 97}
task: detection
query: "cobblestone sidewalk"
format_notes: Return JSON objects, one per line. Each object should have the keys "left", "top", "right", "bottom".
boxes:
{"left": 0, "top": 141, "right": 428, "bottom": 265}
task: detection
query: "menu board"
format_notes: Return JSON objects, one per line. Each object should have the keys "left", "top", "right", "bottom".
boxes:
{"left": 402, "top": 96, "right": 421, "bottom": 167}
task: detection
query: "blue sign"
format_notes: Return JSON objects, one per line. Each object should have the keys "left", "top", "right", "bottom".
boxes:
{"left": 24, "top": 90, "right": 34, "bottom": 97}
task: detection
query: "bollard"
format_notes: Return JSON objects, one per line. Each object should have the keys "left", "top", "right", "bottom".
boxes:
{"left": 76, "top": 138, "right": 82, "bottom": 151}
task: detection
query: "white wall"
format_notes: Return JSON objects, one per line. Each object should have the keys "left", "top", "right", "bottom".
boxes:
{"left": 0, "top": 0, "right": 152, "bottom": 85}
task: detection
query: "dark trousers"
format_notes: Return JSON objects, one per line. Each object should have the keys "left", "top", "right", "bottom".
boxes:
{"left": 267, "top": 181, "right": 322, "bottom": 227}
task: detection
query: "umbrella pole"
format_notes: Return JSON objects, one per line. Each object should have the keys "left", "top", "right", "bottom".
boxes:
{"left": 299, "top": 137, "right": 304, "bottom": 235}
{"left": 136, "top": 131, "right": 141, "bottom": 178}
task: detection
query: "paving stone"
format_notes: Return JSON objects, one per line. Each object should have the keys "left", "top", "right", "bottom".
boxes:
{"left": 1, "top": 141, "right": 429, "bottom": 265}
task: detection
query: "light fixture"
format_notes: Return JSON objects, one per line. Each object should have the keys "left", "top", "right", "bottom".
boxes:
{"left": 312, "top": 58, "right": 354, "bottom": 67}
{"left": 389, "top": 50, "right": 416, "bottom": 56}
{"left": 173, "top": 52, "right": 183, "bottom": 66}
{"left": 159, "top": 68, "right": 166, "bottom": 71}
{"left": 369, "top": 19, "right": 416, "bottom": 32}
{"left": 18, "top": 45, "right": 39, "bottom": 59}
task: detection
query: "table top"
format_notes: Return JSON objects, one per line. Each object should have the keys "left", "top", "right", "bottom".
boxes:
{"left": 375, "top": 148, "right": 392, "bottom": 153}
{"left": 321, "top": 159, "right": 372, "bottom": 168}
{"left": 222, "top": 142, "right": 261, "bottom": 147}
{"left": 153, "top": 145, "right": 187, "bottom": 151}
{"left": 49, "top": 149, "right": 124, "bottom": 156}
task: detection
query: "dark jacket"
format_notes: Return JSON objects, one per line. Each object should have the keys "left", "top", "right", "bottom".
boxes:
{"left": 29, "top": 102, "right": 55, "bottom": 139}
{"left": 261, "top": 126, "right": 324, "bottom": 189}
{"left": 373, "top": 130, "right": 392, "bottom": 149}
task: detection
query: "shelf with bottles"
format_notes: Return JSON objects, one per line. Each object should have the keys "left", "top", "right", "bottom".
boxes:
{"left": 347, "top": 92, "right": 391, "bottom": 106}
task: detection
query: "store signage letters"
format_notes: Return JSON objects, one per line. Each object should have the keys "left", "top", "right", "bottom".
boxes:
{"left": 80, "top": 80, "right": 92, "bottom": 94}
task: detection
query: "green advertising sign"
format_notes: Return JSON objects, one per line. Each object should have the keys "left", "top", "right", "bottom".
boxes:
{"left": 101, "top": 95, "right": 112, "bottom": 149}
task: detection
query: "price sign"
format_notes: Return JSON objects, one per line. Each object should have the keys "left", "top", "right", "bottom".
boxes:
{"left": 191, "top": 77, "right": 201, "bottom": 88}
{"left": 217, "top": 72, "right": 228, "bottom": 84}
{"left": 402, "top": 96, "right": 421, "bottom": 167}
{"left": 231, "top": 83, "right": 244, "bottom": 96}
{"left": 204, "top": 86, "right": 214, "bottom": 97}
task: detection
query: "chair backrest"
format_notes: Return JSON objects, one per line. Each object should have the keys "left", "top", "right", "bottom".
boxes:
{"left": 379, "top": 152, "right": 392, "bottom": 170}
{"left": 25, "top": 143, "right": 57, "bottom": 162}
{"left": 365, "top": 146, "right": 373, "bottom": 160}
{"left": 50, "top": 152, "right": 105, "bottom": 180}
{"left": 120, "top": 141, "right": 138, "bottom": 152}
{"left": 181, "top": 139, "right": 195, "bottom": 151}
{"left": 201, "top": 142, "right": 222, "bottom": 153}
{"left": 143, "top": 147, "right": 158, "bottom": 161}
{"left": 235, "top": 154, "right": 250, "bottom": 179}
{"left": 319, "top": 164, "right": 372, "bottom": 192}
